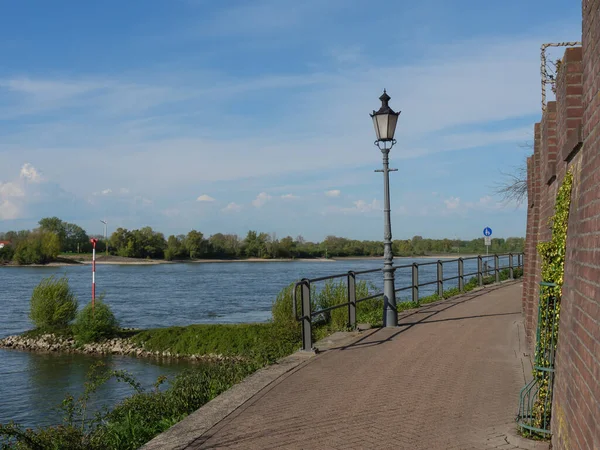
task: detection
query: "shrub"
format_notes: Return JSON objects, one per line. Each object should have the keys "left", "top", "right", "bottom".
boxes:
{"left": 271, "top": 282, "right": 303, "bottom": 331}
{"left": 74, "top": 298, "right": 119, "bottom": 344}
{"left": 0, "top": 245, "right": 14, "bottom": 263}
{"left": 95, "top": 361, "right": 256, "bottom": 450}
{"left": 29, "top": 276, "right": 78, "bottom": 330}
{"left": 13, "top": 231, "right": 60, "bottom": 265}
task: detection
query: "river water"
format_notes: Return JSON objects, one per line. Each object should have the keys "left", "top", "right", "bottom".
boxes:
{"left": 0, "top": 256, "right": 502, "bottom": 429}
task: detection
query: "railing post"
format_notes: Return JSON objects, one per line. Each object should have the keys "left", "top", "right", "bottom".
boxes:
{"left": 301, "top": 281, "right": 312, "bottom": 351}
{"left": 412, "top": 263, "right": 419, "bottom": 303}
{"left": 509, "top": 253, "right": 514, "bottom": 279}
{"left": 458, "top": 257, "right": 464, "bottom": 291}
{"left": 478, "top": 256, "right": 483, "bottom": 286}
{"left": 437, "top": 260, "right": 443, "bottom": 297}
{"left": 347, "top": 272, "right": 356, "bottom": 329}
{"left": 495, "top": 254, "right": 500, "bottom": 283}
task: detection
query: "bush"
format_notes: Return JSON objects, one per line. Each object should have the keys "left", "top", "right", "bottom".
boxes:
{"left": 74, "top": 299, "right": 119, "bottom": 344}
{"left": 29, "top": 276, "right": 78, "bottom": 330}
{"left": 94, "top": 361, "right": 256, "bottom": 450}
{"left": 0, "top": 245, "right": 14, "bottom": 263}
{"left": 271, "top": 282, "right": 304, "bottom": 331}
{"left": 13, "top": 231, "right": 60, "bottom": 265}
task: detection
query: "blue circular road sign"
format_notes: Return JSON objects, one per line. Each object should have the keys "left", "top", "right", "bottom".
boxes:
{"left": 483, "top": 227, "right": 492, "bottom": 237}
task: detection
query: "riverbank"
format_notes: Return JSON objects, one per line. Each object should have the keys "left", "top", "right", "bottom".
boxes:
{"left": 1, "top": 253, "right": 493, "bottom": 267}
{"left": 0, "top": 322, "right": 299, "bottom": 363}
{"left": 0, "top": 333, "right": 243, "bottom": 362}
{"left": 0, "top": 255, "right": 337, "bottom": 267}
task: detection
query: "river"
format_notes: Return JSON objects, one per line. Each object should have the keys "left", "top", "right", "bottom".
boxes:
{"left": 0, "top": 256, "right": 501, "bottom": 429}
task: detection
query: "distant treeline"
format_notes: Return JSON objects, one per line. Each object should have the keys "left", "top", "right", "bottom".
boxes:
{"left": 0, "top": 217, "right": 525, "bottom": 265}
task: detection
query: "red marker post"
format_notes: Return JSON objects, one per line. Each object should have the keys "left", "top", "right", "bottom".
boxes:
{"left": 90, "top": 238, "right": 98, "bottom": 310}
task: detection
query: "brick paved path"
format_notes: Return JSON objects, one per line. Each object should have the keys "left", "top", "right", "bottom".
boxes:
{"left": 187, "top": 283, "right": 548, "bottom": 450}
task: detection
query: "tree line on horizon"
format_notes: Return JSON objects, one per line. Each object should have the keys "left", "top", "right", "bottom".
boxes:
{"left": 0, "top": 216, "right": 525, "bottom": 265}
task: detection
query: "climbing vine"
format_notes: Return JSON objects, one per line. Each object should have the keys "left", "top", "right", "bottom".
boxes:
{"left": 533, "top": 169, "right": 573, "bottom": 430}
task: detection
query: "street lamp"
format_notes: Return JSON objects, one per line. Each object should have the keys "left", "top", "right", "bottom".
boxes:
{"left": 100, "top": 219, "right": 108, "bottom": 256}
{"left": 371, "top": 89, "right": 400, "bottom": 327}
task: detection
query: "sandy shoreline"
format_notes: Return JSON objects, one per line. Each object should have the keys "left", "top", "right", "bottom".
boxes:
{"left": 1, "top": 254, "right": 481, "bottom": 267}
{"left": 1, "top": 257, "right": 335, "bottom": 267}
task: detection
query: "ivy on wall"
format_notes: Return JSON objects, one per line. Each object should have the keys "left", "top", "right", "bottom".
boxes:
{"left": 533, "top": 169, "right": 574, "bottom": 430}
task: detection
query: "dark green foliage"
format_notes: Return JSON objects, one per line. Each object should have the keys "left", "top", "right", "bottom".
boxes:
{"left": 74, "top": 299, "right": 120, "bottom": 344}
{"left": 0, "top": 245, "right": 14, "bottom": 263}
{"left": 13, "top": 231, "right": 61, "bottom": 265}
{"left": 1, "top": 219, "right": 524, "bottom": 263}
{"left": 29, "top": 276, "right": 78, "bottom": 330}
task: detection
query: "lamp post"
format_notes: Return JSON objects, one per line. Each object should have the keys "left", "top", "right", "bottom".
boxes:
{"left": 371, "top": 90, "right": 400, "bottom": 327}
{"left": 100, "top": 220, "right": 108, "bottom": 256}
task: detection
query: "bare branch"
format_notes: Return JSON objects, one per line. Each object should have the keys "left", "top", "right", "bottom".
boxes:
{"left": 494, "top": 161, "right": 528, "bottom": 206}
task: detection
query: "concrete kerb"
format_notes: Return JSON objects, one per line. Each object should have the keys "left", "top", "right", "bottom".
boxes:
{"left": 141, "top": 279, "right": 525, "bottom": 450}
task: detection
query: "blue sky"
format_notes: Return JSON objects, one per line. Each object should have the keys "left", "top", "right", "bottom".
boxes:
{"left": 0, "top": 0, "right": 581, "bottom": 242}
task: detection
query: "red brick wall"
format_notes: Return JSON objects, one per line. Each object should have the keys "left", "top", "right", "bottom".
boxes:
{"left": 522, "top": 1, "right": 599, "bottom": 448}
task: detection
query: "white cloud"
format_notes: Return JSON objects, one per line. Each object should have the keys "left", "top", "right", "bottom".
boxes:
{"left": 101, "top": 188, "right": 112, "bottom": 195}
{"left": 444, "top": 197, "right": 461, "bottom": 210}
{"left": 252, "top": 192, "right": 272, "bottom": 207}
{"left": 222, "top": 202, "right": 242, "bottom": 213}
{"left": 0, "top": 182, "right": 24, "bottom": 197}
{"left": 196, "top": 194, "right": 216, "bottom": 202}
{"left": 0, "top": 163, "right": 83, "bottom": 221}
{"left": 325, "top": 189, "right": 341, "bottom": 197}
{"left": 0, "top": 163, "right": 44, "bottom": 220}
{"left": 19, "top": 163, "right": 43, "bottom": 183}
{"left": 280, "top": 193, "right": 298, "bottom": 199}
{"left": 324, "top": 198, "right": 380, "bottom": 215}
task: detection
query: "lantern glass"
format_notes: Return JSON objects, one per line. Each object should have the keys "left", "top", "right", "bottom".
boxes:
{"left": 370, "top": 90, "right": 400, "bottom": 142}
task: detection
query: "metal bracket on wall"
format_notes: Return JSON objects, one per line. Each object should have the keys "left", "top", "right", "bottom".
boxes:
{"left": 540, "top": 41, "right": 582, "bottom": 112}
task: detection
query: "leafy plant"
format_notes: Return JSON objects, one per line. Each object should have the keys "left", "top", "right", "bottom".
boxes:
{"left": 29, "top": 276, "right": 78, "bottom": 331}
{"left": 531, "top": 169, "right": 573, "bottom": 431}
{"left": 74, "top": 297, "right": 120, "bottom": 344}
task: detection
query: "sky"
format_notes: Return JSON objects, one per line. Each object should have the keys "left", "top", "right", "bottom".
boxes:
{"left": 0, "top": 0, "right": 581, "bottom": 242}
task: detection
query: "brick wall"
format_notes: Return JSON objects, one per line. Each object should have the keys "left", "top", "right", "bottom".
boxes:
{"left": 522, "top": 1, "right": 599, "bottom": 448}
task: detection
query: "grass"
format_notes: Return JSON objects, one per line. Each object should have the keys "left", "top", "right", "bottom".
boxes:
{"left": 130, "top": 322, "right": 300, "bottom": 364}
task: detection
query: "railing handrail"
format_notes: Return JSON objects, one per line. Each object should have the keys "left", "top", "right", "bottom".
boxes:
{"left": 294, "top": 252, "right": 524, "bottom": 350}
{"left": 299, "top": 252, "right": 519, "bottom": 285}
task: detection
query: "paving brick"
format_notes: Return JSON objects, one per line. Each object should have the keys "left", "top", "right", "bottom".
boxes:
{"left": 187, "top": 283, "right": 549, "bottom": 450}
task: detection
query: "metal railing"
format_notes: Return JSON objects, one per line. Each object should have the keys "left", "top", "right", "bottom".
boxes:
{"left": 293, "top": 253, "right": 524, "bottom": 351}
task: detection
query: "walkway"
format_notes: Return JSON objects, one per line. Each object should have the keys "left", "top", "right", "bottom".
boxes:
{"left": 151, "top": 282, "right": 550, "bottom": 450}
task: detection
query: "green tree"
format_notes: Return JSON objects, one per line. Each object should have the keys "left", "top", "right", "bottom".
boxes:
{"left": 38, "top": 217, "right": 66, "bottom": 248}
{"left": 0, "top": 245, "right": 14, "bottom": 263}
{"left": 279, "top": 236, "right": 296, "bottom": 258}
{"left": 63, "top": 222, "right": 89, "bottom": 253}
{"left": 185, "top": 230, "right": 205, "bottom": 259}
{"left": 13, "top": 231, "right": 60, "bottom": 265}
{"left": 165, "top": 235, "right": 186, "bottom": 261}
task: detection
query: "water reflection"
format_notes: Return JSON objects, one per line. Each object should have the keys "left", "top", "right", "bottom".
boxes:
{"left": 1, "top": 349, "right": 191, "bottom": 428}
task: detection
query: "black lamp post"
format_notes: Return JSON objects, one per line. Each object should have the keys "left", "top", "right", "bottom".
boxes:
{"left": 370, "top": 90, "right": 400, "bottom": 327}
